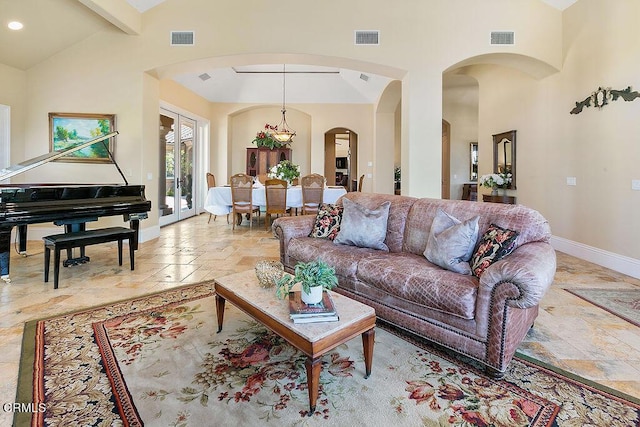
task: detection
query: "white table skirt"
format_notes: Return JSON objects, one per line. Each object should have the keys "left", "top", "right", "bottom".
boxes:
{"left": 204, "top": 185, "right": 347, "bottom": 216}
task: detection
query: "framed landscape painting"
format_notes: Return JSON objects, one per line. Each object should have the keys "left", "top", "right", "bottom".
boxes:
{"left": 49, "top": 112, "right": 116, "bottom": 163}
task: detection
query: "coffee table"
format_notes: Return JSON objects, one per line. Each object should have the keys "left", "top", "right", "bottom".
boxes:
{"left": 214, "top": 269, "right": 376, "bottom": 415}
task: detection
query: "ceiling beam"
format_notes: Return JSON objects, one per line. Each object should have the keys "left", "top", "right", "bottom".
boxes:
{"left": 78, "top": 0, "right": 141, "bottom": 35}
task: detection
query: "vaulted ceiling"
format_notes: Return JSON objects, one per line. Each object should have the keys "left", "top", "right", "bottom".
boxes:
{"left": 0, "top": 0, "right": 577, "bottom": 104}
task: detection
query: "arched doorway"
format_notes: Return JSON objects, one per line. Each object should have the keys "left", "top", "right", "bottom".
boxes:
{"left": 324, "top": 128, "right": 358, "bottom": 191}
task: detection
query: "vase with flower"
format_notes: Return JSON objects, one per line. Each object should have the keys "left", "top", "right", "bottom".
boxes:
{"left": 268, "top": 160, "right": 300, "bottom": 185}
{"left": 479, "top": 172, "right": 512, "bottom": 195}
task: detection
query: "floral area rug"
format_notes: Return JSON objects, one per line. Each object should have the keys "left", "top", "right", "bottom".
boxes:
{"left": 16, "top": 281, "right": 640, "bottom": 426}
{"left": 565, "top": 288, "right": 640, "bottom": 327}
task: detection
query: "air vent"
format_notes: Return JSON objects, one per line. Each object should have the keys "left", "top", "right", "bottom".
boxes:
{"left": 355, "top": 30, "right": 379, "bottom": 45}
{"left": 490, "top": 31, "right": 514, "bottom": 45}
{"left": 171, "top": 31, "right": 195, "bottom": 46}
{"left": 198, "top": 73, "right": 211, "bottom": 81}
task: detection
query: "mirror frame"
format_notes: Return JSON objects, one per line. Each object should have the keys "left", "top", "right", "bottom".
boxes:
{"left": 470, "top": 142, "right": 478, "bottom": 181}
{"left": 492, "top": 130, "right": 516, "bottom": 189}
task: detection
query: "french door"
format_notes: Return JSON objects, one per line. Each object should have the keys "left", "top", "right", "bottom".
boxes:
{"left": 159, "top": 110, "right": 196, "bottom": 226}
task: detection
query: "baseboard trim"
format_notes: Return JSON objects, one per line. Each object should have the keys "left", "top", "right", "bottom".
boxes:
{"left": 550, "top": 236, "right": 640, "bottom": 280}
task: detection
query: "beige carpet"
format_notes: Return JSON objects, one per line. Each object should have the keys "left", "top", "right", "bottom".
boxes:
{"left": 16, "top": 281, "right": 640, "bottom": 426}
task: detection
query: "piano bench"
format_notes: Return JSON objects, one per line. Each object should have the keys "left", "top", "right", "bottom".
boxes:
{"left": 43, "top": 226, "right": 136, "bottom": 289}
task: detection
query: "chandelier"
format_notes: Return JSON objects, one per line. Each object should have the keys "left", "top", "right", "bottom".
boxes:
{"left": 272, "top": 64, "right": 296, "bottom": 143}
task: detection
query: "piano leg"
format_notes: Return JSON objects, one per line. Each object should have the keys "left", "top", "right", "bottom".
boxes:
{"left": 0, "top": 226, "right": 12, "bottom": 282}
{"left": 62, "top": 222, "right": 90, "bottom": 267}
{"left": 18, "top": 225, "right": 28, "bottom": 256}
{"left": 129, "top": 219, "right": 140, "bottom": 250}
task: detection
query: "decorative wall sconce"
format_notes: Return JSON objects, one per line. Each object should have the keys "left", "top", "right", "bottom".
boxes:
{"left": 570, "top": 86, "right": 640, "bottom": 114}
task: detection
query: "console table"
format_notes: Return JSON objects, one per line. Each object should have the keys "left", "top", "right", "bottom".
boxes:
{"left": 483, "top": 194, "right": 516, "bottom": 204}
{"left": 462, "top": 183, "right": 477, "bottom": 201}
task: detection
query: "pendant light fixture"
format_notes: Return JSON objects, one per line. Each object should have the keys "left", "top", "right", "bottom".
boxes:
{"left": 272, "top": 64, "right": 296, "bottom": 143}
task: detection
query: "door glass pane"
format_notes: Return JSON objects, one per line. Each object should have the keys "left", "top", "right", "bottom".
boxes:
{"left": 160, "top": 114, "right": 175, "bottom": 218}
{"left": 179, "top": 120, "right": 194, "bottom": 212}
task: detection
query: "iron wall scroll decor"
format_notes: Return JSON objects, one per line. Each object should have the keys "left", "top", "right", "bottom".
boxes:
{"left": 570, "top": 86, "right": 640, "bottom": 114}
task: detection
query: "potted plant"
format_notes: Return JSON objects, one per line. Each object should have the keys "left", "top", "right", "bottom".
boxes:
{"left": 251, "top": 123, "right": 291, "bottom": 149}
{"left": 276, "top": 260, "right": 338, "bottom": 304}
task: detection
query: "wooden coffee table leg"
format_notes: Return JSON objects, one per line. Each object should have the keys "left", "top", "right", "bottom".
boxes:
{"left": 362, "top": 328, "right": 375, "bottom": 378}
{"left": 305, "top": 356, "right": 322, "bottom": 416}
{"left": 215, "top": 294, "right": 226, "bottom": 333}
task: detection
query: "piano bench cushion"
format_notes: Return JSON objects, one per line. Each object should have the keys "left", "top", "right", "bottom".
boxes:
{"left": 43, "top": 227, "right": 135, "bottom": 248}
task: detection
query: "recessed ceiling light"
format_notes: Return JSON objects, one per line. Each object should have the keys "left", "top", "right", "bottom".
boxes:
{"left": 8, "top": 21, "right": 23, "bottom": 30}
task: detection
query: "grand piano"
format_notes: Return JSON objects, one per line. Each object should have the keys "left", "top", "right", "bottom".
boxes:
{"left": 0, "top": 132, "right": 152, "bottom": 282}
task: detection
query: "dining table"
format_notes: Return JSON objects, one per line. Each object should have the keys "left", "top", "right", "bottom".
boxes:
{"left": 204, "top": 184, "right": 347, "bottom": 217}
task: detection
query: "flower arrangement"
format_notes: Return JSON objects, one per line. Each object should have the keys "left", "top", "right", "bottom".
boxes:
{"left": 479, "top": 172, "right": 512, "bottom": 190}
{"left": 275, "top": 260, "right": 338, "bottom": 300}
{"left": 268, "top": 160, "right": 300, "bottom": 183}
{"left": 251, "top": 123, "right": 290, "bottom": 149}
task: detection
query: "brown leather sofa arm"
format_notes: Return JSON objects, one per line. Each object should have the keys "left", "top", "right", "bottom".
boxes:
{"left": 479, "top": 242, "right": 557, "bottom": 309}
{"left": 272, "top": 215, "right": 316, "bottom": 267}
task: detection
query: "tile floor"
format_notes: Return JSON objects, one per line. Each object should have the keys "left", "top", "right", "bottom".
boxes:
{"left": 0, "top": 213, "right": 638, "bottom": 426}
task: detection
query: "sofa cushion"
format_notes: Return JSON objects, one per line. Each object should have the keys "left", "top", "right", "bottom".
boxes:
{"left": 334, "top": 198, "right": 391, "bottom": 251}
{"left": 287, "top": 236, "right": 380, "bottom": 281}
{"left": 471, "top": 223, "right": 519, "bottom": 277}
{"left": 356, "top": 253, "right": 479, "bottom": 320}
{"left": 309, "top": 203, "right": 343, "bottom": 240}
{"left": 424, "top": 209, "right": 479, "bottom": 275}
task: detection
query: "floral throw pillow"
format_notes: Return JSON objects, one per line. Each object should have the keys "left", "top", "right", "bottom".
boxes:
{"left": 309, "top": 203, "right": 343, "bottom": 241}
{"left": 471, "top": 224, "right": 519, "bottom": 277}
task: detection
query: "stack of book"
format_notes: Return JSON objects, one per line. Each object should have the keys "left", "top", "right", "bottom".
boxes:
{"left": 288, "top": 290, "right": 339, "bottom": 324}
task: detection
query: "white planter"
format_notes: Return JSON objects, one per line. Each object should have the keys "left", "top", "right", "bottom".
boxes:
{"left": 301, "top": 285, "right": 323, "bottom": 305}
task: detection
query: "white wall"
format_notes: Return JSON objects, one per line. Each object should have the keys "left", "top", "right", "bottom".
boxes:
{"left": 0, "top": 64, "right": 26, "bottom": 167}
{"left": 451, "top": 0, "right": 640, "bottom": 274}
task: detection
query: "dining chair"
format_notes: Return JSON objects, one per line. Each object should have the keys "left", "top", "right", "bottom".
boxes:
{"left": 206, "top": 172, "right": 229, "bottom": 224}
{"left": 358, "top": 174, "right": 365, "bottom": 192}
{"left": 230, "top": 173, "right": 260, "bottom": 230}
{"left": 264, "top": 178, "right": 290, "bottom": 230}
{"left": 300, "top": 173, "right": 325, "bottom": 215}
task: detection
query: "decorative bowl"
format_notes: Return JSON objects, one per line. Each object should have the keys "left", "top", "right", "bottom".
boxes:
{"left": 255, "top": 260, "right": 285, "bottom": 288}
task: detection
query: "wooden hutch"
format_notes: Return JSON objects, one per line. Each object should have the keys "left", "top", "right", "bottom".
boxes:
{"left": 246, "top": 147, "right": 291, "bottom": 177}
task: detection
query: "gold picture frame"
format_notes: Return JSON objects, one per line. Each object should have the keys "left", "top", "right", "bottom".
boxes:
{"left": 49, "top": 112, "right": 116, "bottom": 163}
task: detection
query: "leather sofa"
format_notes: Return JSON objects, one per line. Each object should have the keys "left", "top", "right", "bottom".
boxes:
{"left": 272, "top": 192, "right": 556, "bottom": 377}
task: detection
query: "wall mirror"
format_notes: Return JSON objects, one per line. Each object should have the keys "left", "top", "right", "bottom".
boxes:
{"left": 470, "top": 142, "right": 478, "bottom": 181}
{"left": 493, "top": 130, "right": 516, "bottom": 189}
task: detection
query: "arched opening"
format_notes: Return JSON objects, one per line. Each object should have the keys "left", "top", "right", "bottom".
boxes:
{"left": 375, "top": 80, "right": 401, "bottom": 195}
{"left": 442, "top": 53, "right": 557, "bottom": 200}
